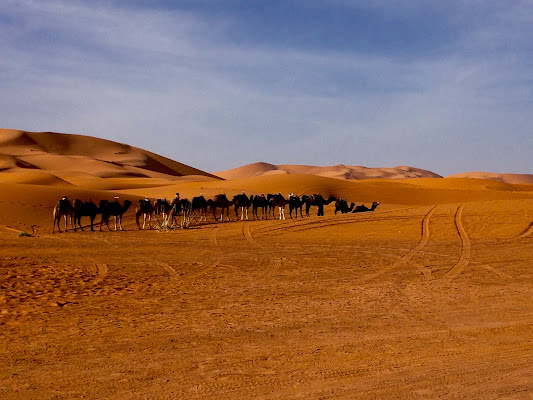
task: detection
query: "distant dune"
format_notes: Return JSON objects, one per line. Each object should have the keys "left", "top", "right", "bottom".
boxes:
{"left": 213, "top": 162, "right": 442, "bottom": 180}
{"left": 446, "top": 172, "right": 533, "bottom": 185}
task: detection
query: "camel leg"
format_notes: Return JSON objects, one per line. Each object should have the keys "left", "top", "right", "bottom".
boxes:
{"left": 64, "top": 215, "right": 68, "bottom": 232}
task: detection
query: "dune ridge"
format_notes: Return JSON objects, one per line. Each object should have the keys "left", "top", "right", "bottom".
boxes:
{"left": 446, "top": 171, "right": 533, "bottom": 185}
{"left": 214, "top": 162, "right": 442, "bottom": 180}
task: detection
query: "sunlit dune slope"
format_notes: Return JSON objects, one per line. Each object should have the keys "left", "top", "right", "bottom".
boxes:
{"left": 447, "top": 171, "right": 533, "bottom": 185}
{"left": 214, "top": 162, "right": 442, "bottom": 180}
{"left": 0, "top": 129, "right": 220, "bottom": 182}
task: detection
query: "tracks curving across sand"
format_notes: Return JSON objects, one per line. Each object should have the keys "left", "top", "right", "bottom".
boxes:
{"left": 443, "top": 204, "right": 471, "bottom": 280}
{"left": 356, "top": 206, "right": 438, "bottom": 283}
{"left": 93, "top": 263, "right": 108, "bottom": 285}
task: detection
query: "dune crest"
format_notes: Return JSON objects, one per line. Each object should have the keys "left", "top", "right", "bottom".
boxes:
{"left": 214, "top": 162, "right": 442, "bottom": 180}
{"left": 446, "top": 171, "right": 533, "bottom": 185}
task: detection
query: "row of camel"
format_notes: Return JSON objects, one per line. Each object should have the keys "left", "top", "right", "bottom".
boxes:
{"left": 52, "top": 193, "right": 379, "bottom": 232}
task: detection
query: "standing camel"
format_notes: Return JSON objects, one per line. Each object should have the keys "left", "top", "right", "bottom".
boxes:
{"left": 233, "top": 193, "right": 251, "bottom": 220}
{"left": 52, "top": 196, "right": 74, "bottom": 233}
{"left": 153, "top": 198, "right": 171, "bottom": 225}
{"left": 191, "top": 195, "right": 208, "bottom": 222}
{"left": 168, "top": 198, "right": 191, "bottom": 226}
{"left": 288, "top": 194, "right": 305, "bottom": 219}
{"left": 100, "top": 197, "right": 132, "bottom": 231}
{"left": 209, "top": 194, "right": 233, "bottom": 222}
{"left": 251, "top": 194, "right": 269, "bottom": 219}
{"left": 270, "top": 193, "right": 288, "bottom": 220}
{"left": 73, "top": 198, "right": 100, "bottom": 231}
{"left": 135, "top": 198, "right": 153, "bottom": 229}
{"left": 312, "top": 194, "right": 337, "bottom": 216}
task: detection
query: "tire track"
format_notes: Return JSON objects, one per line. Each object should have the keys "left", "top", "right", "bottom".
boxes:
{"left": 242, "top": 222, "right": 284, "bottom": 279}
{"left": 193, "top": 226, "right": 223, "bottom": 280}
{"left": 158, "top": 263, "right": 179, "bottom": 281}
{"left": 356, "top": 206, "right": 437, "bottom": 283}
{"left": 517, "top": 221, "right": 533, "bottom": 239}
{"left": 93, "top": 263, "right": 108, "bottom": 285}
{"left": 443, "top": 204, "right": 471, "bottom": 280}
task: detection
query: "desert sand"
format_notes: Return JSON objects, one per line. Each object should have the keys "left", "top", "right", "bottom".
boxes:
{"left": 2, "top": 130, "right": 533, "bottom": 399}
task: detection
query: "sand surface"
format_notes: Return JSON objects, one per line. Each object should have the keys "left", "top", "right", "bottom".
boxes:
{"left": 2, "top": 130, "right": 533, "bottom": 399}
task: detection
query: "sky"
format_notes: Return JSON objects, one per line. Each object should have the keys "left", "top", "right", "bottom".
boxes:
{"left": 0, "top": 0, "right": 532, "bottom": 176}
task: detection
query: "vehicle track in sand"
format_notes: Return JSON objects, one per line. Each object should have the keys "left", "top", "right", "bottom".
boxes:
{"left": 517, "top": 221, "right": 533, "bottom": 239}
{"left": 443, "top": 204, "right": 471, "bottom": 280}
{"left": 93, "top": 263, "right": 108, "bottom": 285}
{"left": 242, "top": 222, "right": 284, "bottom": 279}
{"left": 256, "top": 209, "right": 416, "bottom": 237}
{"left": 355, "top": 206, "right": 438, "bottom": 283}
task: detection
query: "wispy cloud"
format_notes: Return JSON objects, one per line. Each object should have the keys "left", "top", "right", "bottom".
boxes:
{"left": 0, "top": 0, "right": 531, "bottom": 174}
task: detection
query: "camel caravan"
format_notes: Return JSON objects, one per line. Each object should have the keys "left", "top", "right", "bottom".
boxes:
{"left": 52, "top": 192, "right": 379, "bottom": 232}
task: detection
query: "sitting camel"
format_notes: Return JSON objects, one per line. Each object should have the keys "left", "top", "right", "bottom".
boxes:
{"left": 100, "top": 197, "right": 132, "bottom": 231}
{"left": 135, "top": 198, "right": 153, "bottom": 230}
{"left": 73, "top": 198, "right": 100, "bottom": 231}
{"left": 52, "top": 196, "right": 74, "bottom": 233}
{"left": 334, "top": 199, "right": 355, "bottom": 214}
{"left": 352, "top": 202, "right": 380, "bottom": 213}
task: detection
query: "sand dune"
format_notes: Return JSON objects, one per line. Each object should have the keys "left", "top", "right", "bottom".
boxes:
{"left": 447, "top": 171, "right": 533, "bottom": 185}
{"left": 214, "top": 162, "right": 442, "bottom": 180}
{"left": 0, "top": 129, "right": 219, "bottom": 181}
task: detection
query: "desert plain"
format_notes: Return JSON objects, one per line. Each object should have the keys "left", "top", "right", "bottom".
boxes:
{"left": 1, "top": 129, "right": 533, "bottom": 399}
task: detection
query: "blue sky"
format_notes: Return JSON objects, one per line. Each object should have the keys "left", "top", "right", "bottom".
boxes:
{"left": 0, "top": 0, "right": 531, "bottom": 175}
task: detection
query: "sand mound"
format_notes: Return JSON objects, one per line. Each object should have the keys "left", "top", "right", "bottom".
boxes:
{"left": 0, "top": 129, "right": 219, "bottom": 181}
{"left": 214, "top": 162, "right": 442, "bottom": 180}
{"left": 447, "top": 171, "right": 533, "bottom": 185}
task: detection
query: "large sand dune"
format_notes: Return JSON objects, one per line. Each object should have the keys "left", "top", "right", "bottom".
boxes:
{"left": 2, "top": 128, "right": 533, "bottom": 399}
{"left": 0, "top": 129, "right": 220, "bottom": 185}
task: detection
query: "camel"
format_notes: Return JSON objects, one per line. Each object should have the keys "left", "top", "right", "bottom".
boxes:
{"left": 209, "top": 194, "right": 233, "bottom": 222}
{"left": 190, "top": 195, "right": 208, "bottom": 222}
{"left": 73, "top": 198, "right": 100, "bottom": 231}
{"left": 269, "top": 193, "right": 288, "bottom": 220}
{"left": 312, "top": 194, "right": 337, "bottom": 216}
{"left": 52, "top": 196, "right": 74, "bottom": 233}
{"left": 352, "top": 202, "right": 380, "bottom": 213}
{"left": 233, "top": 193, "right": 251, "bottom": 220}
{"left": 99, "top": 197, "right": 132, "bottom": 231}
{"left": 288, "top": 194, "right": 305, "bottom": 219}
{"left": 168, "top": 198, "right": 191, "bottom": 226}
{"left": 334, "top": 199, "right": 355, "bottom": 214}
{"left": 302, "top": 195, "right": 313, "bottom": 217}
{"left": 153, "top": 198, "right": 171, "bottom": 225}
{"left": 251, "top": 194, "right": 269, "bottom": 219}
{"left": 135, "top": 198, "right": 153, "bottom": 229}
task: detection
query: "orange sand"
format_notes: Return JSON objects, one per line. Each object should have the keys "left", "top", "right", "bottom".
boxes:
{"left": 1, "top": 130, "right": 533, "bottom": 399}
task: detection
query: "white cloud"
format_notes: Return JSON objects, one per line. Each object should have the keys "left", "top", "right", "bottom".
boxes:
{"left": 0, "top": 0, "right": 531, "bottom": 175}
